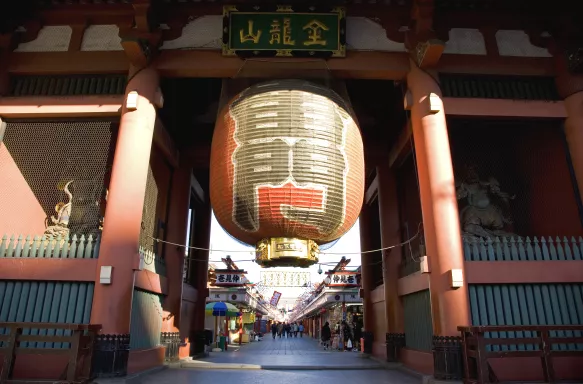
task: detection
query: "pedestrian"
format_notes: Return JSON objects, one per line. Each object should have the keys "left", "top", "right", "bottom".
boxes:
{"left": 277, "top": 322, "right": 283, "bottom": 338}
{"left": 271, "top": 322, "right": 277, "bottom": 340}
{"left": 352, "top": 320, "right": 362, "bottom": 351}
{"left": 321, "top": 321, "right": 332, "bottom": 350}
{"left": 293, "top": 322, "right": 299, "bottom": 337}
{"left": 299, "top": 322, "right": 304, "bottom": 337}
{"left": 342, "top": 320, "right": 352, "bottom": 351}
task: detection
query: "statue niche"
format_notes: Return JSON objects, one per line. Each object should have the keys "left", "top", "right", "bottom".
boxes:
{"left": 455, "top": 164, "right": 519, "bottom": 239}
{"left": 44, "top": 180, "right": 73, "bottom": 237}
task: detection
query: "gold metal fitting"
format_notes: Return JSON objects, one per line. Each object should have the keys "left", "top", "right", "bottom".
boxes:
{"left": 255, "top": 237, "right": 319, "bottom": 268}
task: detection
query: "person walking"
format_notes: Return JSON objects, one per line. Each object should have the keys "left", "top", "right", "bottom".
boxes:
{"left": 293, "top": 322, "right": 299, "bottom": 337}
{"left": 321, "top": 321, "right": 332, "bottom": 350}
{"left": 352, "top": 320, "right": 362, "bottom": 351}
{"left": 271, "top": 322, "right": 277, "bottom": 340}
{"left": 299, "top": 322, "right": 304, "bottom": 338}
{"left": 277, "top": 322, "right": 283, "bottom": 338}
{"left": 342, "top": 320, "right": 352, "bottom": 351}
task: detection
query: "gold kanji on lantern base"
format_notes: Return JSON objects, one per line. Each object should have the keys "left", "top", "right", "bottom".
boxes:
{"left": 255, "top": 238, "right": 319, "bottom": 268}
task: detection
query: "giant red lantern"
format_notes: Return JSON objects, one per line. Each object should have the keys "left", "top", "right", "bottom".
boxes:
{"left": 210, "top": 80, "right": 364, "bottom": 267}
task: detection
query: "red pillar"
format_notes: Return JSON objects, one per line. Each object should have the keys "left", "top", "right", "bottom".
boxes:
{"left": 359, "top": 206, "right": 376, "bottom": 335}
{"left": 0, "top": 34, "right": 11, "bottom": 96}
{"left": 556, "top": 55, "right": 583, "bottom": 201}
{"left": 407, "top": 61, "right": 470, "bottom": 336}
{"left": 191, "top": 201, "right": 211, "bottom": 350}
{"left": 91, "top": 66, "right": 159, "bottom": 334}
{"left": 162, "top": 166, "right": 192, "bottom": 333}
{"left": 377, "top": 164, "right": 404, "bottom": 334}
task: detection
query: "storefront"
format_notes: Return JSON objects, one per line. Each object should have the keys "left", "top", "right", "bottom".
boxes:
{"left": 206, "top": 269, "right": 278, "bottom": 344}
{"left": 291, "top": 269, "right": 362, "bottom": 338}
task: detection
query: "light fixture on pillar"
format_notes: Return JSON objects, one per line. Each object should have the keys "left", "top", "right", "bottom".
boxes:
{"left": 126, "top": 91, "right": 139, "bottom": 111}
{"left": 99, "top": 266, "right": 112, "bottom": 284}
{"left": 449, "top": 269, "right": 464, "bottom": 289}
{"left": 428, "top": 93, "right": 441, "bottom": 114}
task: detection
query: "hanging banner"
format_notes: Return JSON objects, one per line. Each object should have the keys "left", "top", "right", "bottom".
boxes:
{"left": 260, "top": 271, "right": 311, "bottom": 287}
{"left": 270, "top": 291, "right": 282, "bottom": 306}
{"left": 222, "top": 5, "right": 346, "bottom": 58}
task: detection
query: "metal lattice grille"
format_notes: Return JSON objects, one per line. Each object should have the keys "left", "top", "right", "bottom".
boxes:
{"left": 10, "top": 75, "right": 126, "bottom": 97}
{"left": 1, "top": 120, "right": 114, "bottom": 236}
{"left": 449, "top": 119, "right": 583, "bottom": 237}
{"left": 139, "top": 165, "right": 159, "bottom": 252}
{"left": 440, "top": 74, "right": 559, "bottom": 101}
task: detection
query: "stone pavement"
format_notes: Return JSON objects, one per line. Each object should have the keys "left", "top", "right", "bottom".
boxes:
{"left": 137, "top": 369, "right": 420, "bottom": 384}
{"left": 104, "top": 335, "right": 422, "bottom": 383}
{"left": 182, "top": 335, "right": 383, "bottom": 369}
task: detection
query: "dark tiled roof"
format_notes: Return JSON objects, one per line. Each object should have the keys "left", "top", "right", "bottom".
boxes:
{"left": 36, "top": 0, "right": 131, "bottom": 4}
{"left": 436, "top": 0, "right": 564, "bottom": 10}
{"left": 440, "top": 74, "right": 560, "bottom": 101}
{"left": 36, "top": 0, "right": 406, "bottom": 4}
{"left": 10, "top": 75, "right": 127, "bottom": 97}
{"left": 156, "top": 0, "right": 405, "bottom": 4}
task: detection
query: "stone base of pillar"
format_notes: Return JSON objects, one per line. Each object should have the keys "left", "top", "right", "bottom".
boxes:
{"left": 362, "top": 331, "right": 374, "bottom": 355}
{"left": 189, "top": 330, "right": 207, "bottom": 356}
{"left": 91, "top": 334, "right": 131, "bottom": 378}
{"left": 432, "top": 335, "right": 464, "bottom": 381}
{"left": 161, "top": 332, "right": 181, "bottom": 362}
{"left": 386, "top": 333, "right": 406, "bottom": 362}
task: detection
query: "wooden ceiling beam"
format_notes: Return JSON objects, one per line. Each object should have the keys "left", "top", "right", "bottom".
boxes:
{"left": 39, "top": 7, "right": 134, "bottom": 26}
{"left": 7, "top": 49, "right": 556, "bottom": 78}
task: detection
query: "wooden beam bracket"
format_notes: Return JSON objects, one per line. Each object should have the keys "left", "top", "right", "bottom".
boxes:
{"left": 413, "top": 38, "right": 445, "bottom": 69}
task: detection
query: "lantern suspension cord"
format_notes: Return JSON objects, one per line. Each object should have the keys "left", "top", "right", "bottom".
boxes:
{"left": 318, "top": 222, "right": 423, "bottom": 255}
{"left": 146, "top": 222, "right": 422, "bottom": 263}
{"left": 146, "top": 235, "right": 253, "bottom": 252}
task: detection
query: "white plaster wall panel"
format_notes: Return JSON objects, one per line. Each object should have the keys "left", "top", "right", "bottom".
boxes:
{"left": 496, "top": 30, "right": 551, "bottom": 57}
{"left": 345, "top": 17, "right": 405, "bottom": 52}
{"left": 444, "top": 28, "right": 486, "bottom": 55}
{"left": 81, "top": 25, "right": 123, "bottom": 51}
{"left": 15, "top": 26, "right": 72, "bottom": 52}
{"left": 161, "top": 16, "right": 223, "bottom": 50}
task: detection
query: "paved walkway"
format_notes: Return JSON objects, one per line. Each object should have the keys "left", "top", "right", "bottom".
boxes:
{"left": 183, "top": 335, "right": 381, "bottom": 369}
{"left": 124, "top": 336, "right": 420, "bottom": 383}
{"left": 137, "top": 369, "right": 420, "bottom": 384}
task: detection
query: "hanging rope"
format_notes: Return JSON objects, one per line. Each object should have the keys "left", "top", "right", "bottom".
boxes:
{"left": 146, "top": 222, "right": 422, "bottom": 266}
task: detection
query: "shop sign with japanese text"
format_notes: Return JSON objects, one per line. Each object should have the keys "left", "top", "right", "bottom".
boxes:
{"left": 214, "top": 270, "right": 247, "bottom": 286}
{"left": 222, "top": 5, "right": 346, "bottom": 57}
{"left": 328, "top": 273, "right": 360, "bottom": 287}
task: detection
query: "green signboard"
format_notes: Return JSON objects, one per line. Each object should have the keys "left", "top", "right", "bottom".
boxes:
{"left": 222, "top": 5, "right": 346, "bottom": 58}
